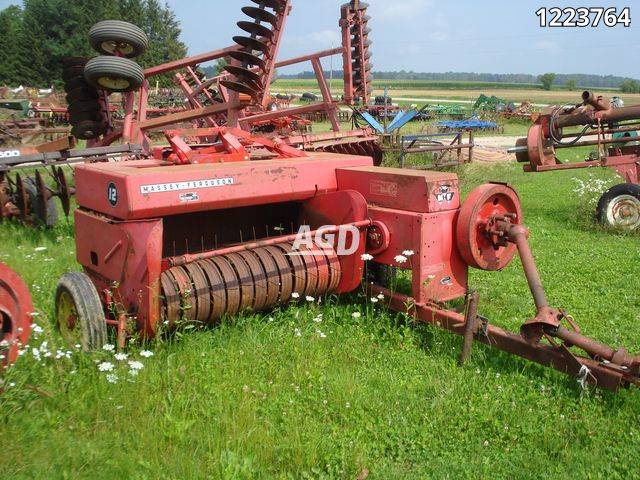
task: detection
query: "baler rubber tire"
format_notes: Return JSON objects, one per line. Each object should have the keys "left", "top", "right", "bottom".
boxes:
{"left": 84, "top": 56, "right": 145, "bottom": 93}
{"left": 596, "top": 183, "right": 640, "bottom": 230}
{"left": 88, "top": 20, "right": 149, "bottom": 58}
{"left": 55, "top": 272, "right": 107, "bottom": 351}
{"left": 23, "top": 176, "right": 58, "bottom": 228}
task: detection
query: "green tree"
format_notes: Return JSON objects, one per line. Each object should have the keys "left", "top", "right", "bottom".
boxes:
{"left": 0, "top": 5, "right": 24, "bottom": 85}
{"left": 565, "top": 78, "right": 577, "bottom": 91}
{"left": 620, "top": 79, "right": 640, "bottom": 94}
{"left": 539, "top": 72, "right": 556, "bottom": 91}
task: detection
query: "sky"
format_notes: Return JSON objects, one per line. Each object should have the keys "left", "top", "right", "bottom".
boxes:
{"left": 1, "top": 0, "right": 639, "bottom": 78}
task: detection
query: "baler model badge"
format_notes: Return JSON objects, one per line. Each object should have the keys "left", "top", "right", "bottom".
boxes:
{"left": 107, "top": 182, "right": 118, "bottom": 206}
{"left": 179, "top": 193, "right": 199, "bottom": 203}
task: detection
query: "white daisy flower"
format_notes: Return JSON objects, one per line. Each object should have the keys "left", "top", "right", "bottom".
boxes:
{"left": 140, "top": 350, "right": 154, "bottom": 358}
{"left": 102, "top": 344, "right": 115, "bottom": 352}
{"left": 98, "top": 362, "right": 115, "bottom": 372}
{"left": 291, "top": 292, "right": 300, "bottom": 299}
{"left": 394, "top": 255, "right": 408, "bottom": 264}
{"left": 361, "top": 253, "right": 374, "bottom": 261}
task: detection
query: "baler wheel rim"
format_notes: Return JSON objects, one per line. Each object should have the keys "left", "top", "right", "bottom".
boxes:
{"left": 88, "top": 20, "right": 149, "bottom": 58}
{"left": 456, "top": 183, "right": 522, "bottom": 271}
{"left": 54, "top": 272, "right": 106, "bottom": 351}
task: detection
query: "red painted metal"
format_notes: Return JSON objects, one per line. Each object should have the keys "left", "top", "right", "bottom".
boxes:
{"left": 456, "top": 184, "right": 522, "bottom": 271}
{"left": 516, "top": 91, "right": 640, "bottom": 185}
{"left": 0, "top": 263, "right": 33, "bottom": 368}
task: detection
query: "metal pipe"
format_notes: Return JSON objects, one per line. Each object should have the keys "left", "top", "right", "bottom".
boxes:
{"left": 505, "top": 224, "right": 548, "bottom": 309}
{"left": 459, "top": 291, "right": 479, "bottom": 365}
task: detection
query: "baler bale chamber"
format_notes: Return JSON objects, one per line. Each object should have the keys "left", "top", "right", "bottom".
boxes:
{"left": 56, "top": 127, "right": 640, "bottom": 391}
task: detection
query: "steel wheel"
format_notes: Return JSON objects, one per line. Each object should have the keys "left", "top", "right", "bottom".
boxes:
{"left": 55, "top": 272, "right": 107, "bottom": 351}
{"left": 597, "top": 183, "right": 640, "bottom": 230}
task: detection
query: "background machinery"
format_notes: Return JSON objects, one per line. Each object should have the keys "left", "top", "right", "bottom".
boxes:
{"left": 511, "top": 91, "right": 640, "bottom": 229}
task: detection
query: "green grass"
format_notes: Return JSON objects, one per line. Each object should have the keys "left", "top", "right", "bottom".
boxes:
{"left": 1, "top": 155, "right": 639, "bottom": 479}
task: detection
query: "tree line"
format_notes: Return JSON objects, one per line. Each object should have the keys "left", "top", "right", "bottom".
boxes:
{"left": 281, "top": 70, "right": 640, "bottom": 90}
{"left": 0, "top": 0, "right": 187, "bottom": 87}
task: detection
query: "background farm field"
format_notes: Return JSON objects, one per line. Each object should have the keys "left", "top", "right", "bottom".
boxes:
{"left": 1, "top": 153, "right": 639, "bottom": 479}
{"left": 273, "top": 79, "right": 640, "bottom": 105}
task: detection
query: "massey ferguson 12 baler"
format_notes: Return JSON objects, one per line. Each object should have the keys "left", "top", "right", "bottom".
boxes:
{"left": 55, "top": 127, "right": 640, "bottom": 391}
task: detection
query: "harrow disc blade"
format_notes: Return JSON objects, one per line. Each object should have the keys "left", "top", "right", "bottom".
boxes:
{"left": 224, "top": 65, "right": 263, "bottom": 86}
{"left": 228, "top": 51, "right": 267, "bottom": 71}
{"left": 34, "top": 170, "right": 54, "bottom": 227}
{"left": 249, "top": 0, "right": 285, "bottom": 11}
{"left": 237, "top": 20, "right": 274, "bottom": 40}
{"left": 220, "top": 80, "right": 261, "bottom": 102}
{"left": 14, "top": 173, "right": 28, "bottom": 223}
{"left": 241, "top": 6, "right": 279, "bottom": 25}
{"left": 55, "top": 167, "right": 73, "bottom": 217}
{"left": 233, "top": 35, "right": 272, "bottom": 56}
{"left": 0, "top": 263, "right": 33, "bottom": 368}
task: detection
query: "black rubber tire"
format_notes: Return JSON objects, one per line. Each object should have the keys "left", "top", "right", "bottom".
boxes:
{"left": 24, "top": 176, "right": 58, "bottom": 228}
{"left": 55, "top": 272, "right": 107, "bottom": 351}
{"left": 71, "top": 119, "right": 107, "bottom": 140}
{"left": 84, "top": 56, "right": 145, "bottom": 92}
{"left": 68, "top": 99, "right": 101, "bottom": 117}
{"left": 596, "top": 183, "right": 640, "bottom": 230}
{"left": 66, "top": 86, "right": 99, "bottom": 104}
{"left": 367, "top": 263, "right": 397, "bottom": 289}
{"left": 88, "top": 20, "right": 149, "bottom": 58}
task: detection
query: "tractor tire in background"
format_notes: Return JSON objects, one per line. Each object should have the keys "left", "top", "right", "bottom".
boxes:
{"left": 55, "top": 272, "right": 107, "bottom": 351}
{"left": 596, "top": 183, "right": 640, "bottom": 230}
{"left": 84, "top": 56, "right": 145, "bottom": 93}
{"left": 88, "top": 20, "right": 149, "bottom": 58}
{"left": 23, "top": 176, "right": 58, "bottom": 228}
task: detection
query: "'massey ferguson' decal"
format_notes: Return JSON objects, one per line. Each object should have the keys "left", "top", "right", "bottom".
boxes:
{"left": 140, "top": 177, "right": 234, "bottom": 194}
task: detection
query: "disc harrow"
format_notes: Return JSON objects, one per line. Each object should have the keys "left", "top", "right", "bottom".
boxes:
{"left": 222, "top": 0, "right": 290, "bottom": 107}
{"left": 341, "top": 1, "right": 373, "bottom": 104}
